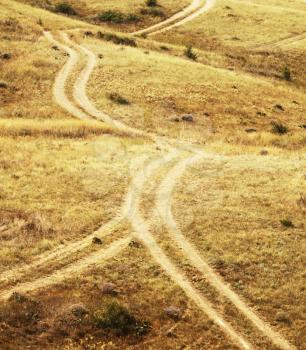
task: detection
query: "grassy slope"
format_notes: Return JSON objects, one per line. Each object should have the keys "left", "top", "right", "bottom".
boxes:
{"left": 0, "top": 0, "right": 305, "bottom": 349}
{"left": 14, "top": 0, "right": 190, "bottom": 32}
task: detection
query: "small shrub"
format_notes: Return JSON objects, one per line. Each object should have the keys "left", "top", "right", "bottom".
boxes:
{"left": 280, "top": 219, "right": 294, "bottom": 228}
{"left": 271, "top": 121, "right": 288, "bottom": 135}
{"left": 108, "top": 92, "right": 130, "bottom": 105}
{"left": 146, "top": 0, "right": 158, "bottom": 6}
{"left": 140, "top": 8, "right": 165, "bottom": 17}
{"left": 97, "top": 32, "right": 137, "bottom": 47}
{"left": 282, "top": 66, "right": 291, "bottom": 81}
{"left": 184, "top": 45, "right": 197, "bottom": 61}
{"left": 54, "top": 2, "right": 76, "bottom": 15}
{"left": 95, "top": 302, "right": 151, "bottom": 336}
{"left": 94, "top": 302, "right": 136, "bottom": 335}
{"left": 97, "top": 11, "right": 139, "bottom": 24}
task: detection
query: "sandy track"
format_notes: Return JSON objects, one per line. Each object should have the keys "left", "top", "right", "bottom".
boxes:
{"left": 156, "top": 151, "right": 295, "bottom": 350}
{"left": 124, "top": 149, "right": 253, "bottom": 350}
{"left": 255, "top": 32, "right": 306, "bottom": 51}
{"left": 0, "top": 236, "right": 131, "bottom": 301}
{"left": 133, "top": 0, "right": 215, "bottom": 36}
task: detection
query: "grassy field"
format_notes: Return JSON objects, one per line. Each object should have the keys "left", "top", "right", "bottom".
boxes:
{"left": 14, "top": 0, "right": 190, "bottom": 32}
{"left": 0, "top": 0, "right": 305, "bottom": 349}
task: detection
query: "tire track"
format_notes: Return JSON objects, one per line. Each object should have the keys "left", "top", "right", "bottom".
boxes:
{"left": 123, "top": 149, "right": 253, "bottom": 350}
{"left": 254, "top": 32, "right": 306, "bottom": 51}
{"left": 0, "top": 236, "right": 131, "bottom": 301}
{"left": 156, "top": 150, "right": 296, "bottom": 350}
{"left": 133, "top": 0, "right": 216, "bottom": 36}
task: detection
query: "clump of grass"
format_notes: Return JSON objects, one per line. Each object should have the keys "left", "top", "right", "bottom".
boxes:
{"left": 280, "top": 219, "right": 294, "bottom": 228}
{"left": 184, "top": 45, "right": 197, "bottom": 61}
{"left": 97, "top": 11, "right": 139, "bottom": 24}
{"left": 282, "top": 66, "right": 291, "bottom": 81}
{"left": 54, "top": 2, "right": 76, "bottom": 15}
{"left": 108, "top": 93, "right": 130, "bottom": 105}
{"left": 146, "top": 0, "right": 158, "bottom": 6}
{"left": 97, "top": 32, "right": 137, "bottom": 47}
{"left": 94, "top": 302, "right": 150, "bottom": 336}
{"left": 271, "top": 121, "right": 288, "bottom": 135}
{"left": 140, "top": 8, "right": 164, "bottom": 17}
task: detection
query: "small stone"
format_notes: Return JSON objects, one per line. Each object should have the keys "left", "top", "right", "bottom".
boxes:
{"left": 98, "top": 54, "right": 103, "bottom": 59}
{"left": 181, "top": 115, "right": 194, "bottom": 122}
{"left": 274, "top": 104, "right": 284, "bottom": 111}
{"left": 1, "top": 53, "right": 11, "bottom": 60}
{"left": 52, "top": 45, "right": 59, "bottom": 51}
{"left": 101, "top": 282, "right": 118, "bottom": 295}
{"left": 92, "top": 237, "right": 103, "bottom": 245}
{"left": 0, "top": 82, "right": 8, "bottom": 89}
{"left": 164, "top": 306, "right": 181, "bottom": 320}
{"left": 260, "top": 150, "right": 269, "bottom": 156}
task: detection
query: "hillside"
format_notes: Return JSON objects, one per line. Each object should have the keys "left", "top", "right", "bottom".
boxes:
{"left": 0, "top": 0, "right": 305, "bottom": 349}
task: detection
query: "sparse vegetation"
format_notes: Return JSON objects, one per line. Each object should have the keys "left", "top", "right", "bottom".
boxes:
{"left": 108, "top": 92, "right": 130, "bottom": 105}
{"left": 146, "top": 0, "right": 158, "bottom": 7}
{"left": 54, "top": 2, "right": 76, "bottom": 15}
{"left": 97, "top": 11, "right": 139, "bottom": 24}
{"left": 94, "top": 302, "right": 150, "bottom": 336}
{"left": 271, "top": 121, "right": 288, "bottom": 135}
{"left": 97, "top": 31, "right": 137, "bottom": 47}
{"left": 280, "top": 219, "right": 294, "bottom": 228}
{"left": 184, "top": 45, "right": 197, "bottom": 61}
{"left": 282, "top": 66, "right": 291, "bottom": 81}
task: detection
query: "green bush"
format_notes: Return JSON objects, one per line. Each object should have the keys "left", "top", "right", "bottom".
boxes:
{"left": 280, "top": 219, "right": 294, "bottom": 228}
{"left": 271, "top": 121, "right": 288, "bottom": 135}
{"left": 97, "top": 32, "right": 137, "bottom": 47}
{"left": 282, "top": 66, "right": 291, "bottom": 81}
{"left": 184, "top": 45, "right": 197, "bottom": 61}
{"left": 94, "top": 302, "right": 151, "bottom": 336}
{"left": 108, "top": 93, "right": 130, "bottom": 105}
{"left": 97, "top": 11, "right": 139, "bottom": 23}
{"left": 146, "top": 0, "right": 158, "bottom": 6}
{"left": 54, "top": 2, "right": 76, "bottom": 15}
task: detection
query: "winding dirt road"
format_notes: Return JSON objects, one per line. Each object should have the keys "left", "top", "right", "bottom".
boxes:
{"left": 0, "top": 2, "right": 297, "bottom": 348}
{"left": 133, "top": 0, "right": 215, "bottom": 36}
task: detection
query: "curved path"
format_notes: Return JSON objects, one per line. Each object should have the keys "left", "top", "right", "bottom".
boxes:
{"left": 133, "top": 0, "right": 215, "bottom": 36}
{"left": 156, "top": 151, "right": 295, "bottom": 350}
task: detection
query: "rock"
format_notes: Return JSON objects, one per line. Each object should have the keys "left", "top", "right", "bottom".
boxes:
{"left": 203, "top": 112, "right": 210, "bottom": 116}
{"left": 181, "top": 115, "right": 194, "bottom": 122}
{"left": 164, "top": 306, "right": 181, "bottom": 320}
{"left": 1, "top": 53, "right": 11, "bottom": 60}
{"left": 101, "top": 282, "right": 118, "bottom": 295}
{"left": 92, "top": 237, "right": 103, "bottom": 245}
{"left": 260, "top": 150, "right": 269, "bottom": 156}
{"left": 52, "top": 45, "right": 59, "bottom": 51}
{"left": 275, "top": 311, "right": 291, "bottom": 324}
{"left": 0, "top": 82, "right": 8, "bottom": 89}
{"left": 274, "top": 104, "right": 284, "bottom": 111}
{"left": 245, "top": 128, "right": 257, "bottom": 133}
{"left": 98, "top": 54, "right": 103, "bottom": 59}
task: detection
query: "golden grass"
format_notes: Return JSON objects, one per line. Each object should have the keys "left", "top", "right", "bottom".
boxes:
{"left": 172, "top": 150, "right": 305, "bottom": 347}
{"left": 0, "top": 118, "right": 121, "bottom": 138}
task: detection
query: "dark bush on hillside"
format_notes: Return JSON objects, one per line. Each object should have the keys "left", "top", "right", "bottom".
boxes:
{"left": 271, "top": 121, "right": 288, "bottom": 135}
{"left": 97, "top": 31, "right": 137, "bottom": 47}
{"left": 280, "top": 219, "right": 294, "bottom": 228}
{"left": 54, "top": 2, "right": 76, "bottom": 15}
{"left": 184, "top": 45, "right": 197, "bottom": 61}
{"left": 146, "top": 0, "right": 158, "bottom": 6}
{"left": 140, "top": 8, "right": 165, "bottom": 17}
{"left": 97, "top": 11, "right": 140, "bottom": 24}
{"left": 108, "top": 92, "right": 130, "bottom": 105}
{"left": 282, "top": 66, "right": 291, "bottom": 81}
{"left": 94, "top": 302, "right": 151, "bottom": 336}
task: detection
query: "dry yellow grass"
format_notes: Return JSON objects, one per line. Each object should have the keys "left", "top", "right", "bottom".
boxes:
{"left": 0, "top": 0, "right": 305, "bottom": 349}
